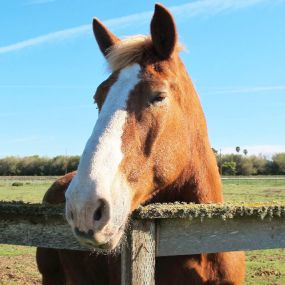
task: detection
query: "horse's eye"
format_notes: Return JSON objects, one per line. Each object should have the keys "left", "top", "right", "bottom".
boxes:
{"left": 149, "top": 92, "right": 166, "bottom": 105}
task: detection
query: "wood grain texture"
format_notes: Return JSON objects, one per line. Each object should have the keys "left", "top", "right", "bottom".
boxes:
{"left": 156, "top": 216, "right": 285, "bottom": 256}
{"left": 121, "top": 220, "right": 156, "bottom": 285}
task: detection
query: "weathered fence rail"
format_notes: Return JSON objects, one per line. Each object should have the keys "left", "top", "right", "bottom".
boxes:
{"left": 1, "top": 201, "right": 285, "bottom": 284}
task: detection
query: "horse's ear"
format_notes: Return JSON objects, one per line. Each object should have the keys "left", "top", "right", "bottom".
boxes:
{"left": 151, "top": 4, "right": 177, "bottom": 59}
{"left": 92, "top": 18, "right": 120, "bottom": 57}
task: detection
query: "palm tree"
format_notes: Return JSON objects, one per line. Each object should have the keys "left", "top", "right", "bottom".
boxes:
{"left": 243, "top": 149, "right": 248, "bottom": 156}
{"left": 236, "top": 146, "right": 240, "bottom": 153}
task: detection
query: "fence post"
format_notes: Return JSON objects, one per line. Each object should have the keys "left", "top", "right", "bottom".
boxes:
{"left": 121, "top": 220, "right": 156, "bottom": 285}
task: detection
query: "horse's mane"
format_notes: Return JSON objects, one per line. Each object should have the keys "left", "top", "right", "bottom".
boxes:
{"left": 106, "top": 35, "right": 183, "bottom": 72}
{"left": 106, "top": 36, "right": 152, "bottom": 71}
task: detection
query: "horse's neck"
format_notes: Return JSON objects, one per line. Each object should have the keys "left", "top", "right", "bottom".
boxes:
{"left": 151, "top": 148, "right": 223, "bottom": 204}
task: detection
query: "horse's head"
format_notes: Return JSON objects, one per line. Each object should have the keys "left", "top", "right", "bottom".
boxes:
{"left": 65, "top": 4, "right": 219, "bottom": 250}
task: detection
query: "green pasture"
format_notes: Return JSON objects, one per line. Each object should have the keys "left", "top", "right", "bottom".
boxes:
{"left": 223, "top": 177, "right": 285, "bottom": 202}
{"left": 0, "top": 176, "right": 285, "bottom": 284}
{"left": 0, "top": 176, "right": 56, "bottom": 203}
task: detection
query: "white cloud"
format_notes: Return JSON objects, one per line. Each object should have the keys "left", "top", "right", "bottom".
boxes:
{"left": 170, "top": 0, "right": 275, "bottom": 19}
{"left": 0, "top": 25, "right": 90, "bottom": 54}
{"left": 221, "top": 145, "right": 285, "bottom": 157}
{"left": 0, "top": 104, "right": 92, "bottom": 119}
{"left": 1, "top": 0, "right": 283, "bottom": 54}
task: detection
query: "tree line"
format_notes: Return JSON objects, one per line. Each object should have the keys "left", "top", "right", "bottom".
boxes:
{"left": 213, "top": 151, "right": 285, "bottom": 176}
{"left": 0, "top": 153, "right": 284, "bottom": 176}
{"left": 0, "top": 155, "right": 80, "bottom": 176}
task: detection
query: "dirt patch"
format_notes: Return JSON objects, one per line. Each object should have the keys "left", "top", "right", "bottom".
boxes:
{"left": 263, "top": 189, "right": 283, "bottom": 193}
{"left": 254, "top": 268, "right": 281, "bottom": 278}
{"left": 0, "top": 255, "right": 40, "bottom": 285}
{"left": 248, "top": 254, "right": 258, "bottom": 261}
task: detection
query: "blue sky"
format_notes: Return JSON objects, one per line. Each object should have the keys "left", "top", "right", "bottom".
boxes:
{"left": 0, "top": 0, "right": 284, "bottom": 158}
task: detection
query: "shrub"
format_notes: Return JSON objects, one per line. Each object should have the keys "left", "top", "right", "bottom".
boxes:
{"left": 222, "top": 161, "right": 236, "bottom": 175}
{"left": 272, "top": 153, "right": 285, "bottom": 174}
{"left": 11, "top": 182, "right": 24, "bottom": 187}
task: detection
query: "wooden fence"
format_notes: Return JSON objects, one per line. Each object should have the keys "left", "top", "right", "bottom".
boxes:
{"left": 1, "top": 201, "right": 285, "bottom": 284}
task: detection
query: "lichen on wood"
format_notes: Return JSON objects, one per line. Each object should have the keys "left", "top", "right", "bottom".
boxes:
{"left": 0, "top": 201, "right": 65, "bottom": 224}
{"left": 1, "top": 201, "right": 285, "bottom": 223}
{"left": 133, "top": 202, "right": 285, "bottom": 220}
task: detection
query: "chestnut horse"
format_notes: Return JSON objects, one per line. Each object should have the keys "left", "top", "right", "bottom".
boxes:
{"left": 37, "top": 4, "right": 245, "bottom": 285}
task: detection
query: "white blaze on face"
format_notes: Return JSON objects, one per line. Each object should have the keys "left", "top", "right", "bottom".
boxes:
{"left": 65, "top": 64, "right": 141, "bottom": 242}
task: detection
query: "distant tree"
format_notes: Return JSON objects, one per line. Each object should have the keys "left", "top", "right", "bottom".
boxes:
{"left": 221, "top": 154, "right": 242, "bottom": 175}
{"left": 66, "top": 156, "right": 80, "bottom": 173}
{"left": 0, "top": 156, "right": 19, "bottom": 175}
{"left": 250, "top": 155, "right": 267, "bottom": 175}
{"left": 236, "top": 146, "right": 241, "bottom": 153}
{"left": 266, "top": 160, "right": 278, "bottom": 175}
{"left": 239, "top": 158, "right": 254, "bottom": 175}
{"left": 243, "top": 149, "right": 248, "bottom": 156}
{"left": 212, "top": 148, "right": 218, "bottom": 155}
{"left": 50, "top": 156, "right": 68, "bottom": 175}
{"left": 272, "top": 153, "right": 285, "bottom": 174}
{"left": 222, "top": 161, "right": 236, "bottom": 175}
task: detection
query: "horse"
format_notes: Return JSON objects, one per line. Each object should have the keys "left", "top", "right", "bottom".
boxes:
{"left": 36, "top": 4, "right": 245, "bottom": 285}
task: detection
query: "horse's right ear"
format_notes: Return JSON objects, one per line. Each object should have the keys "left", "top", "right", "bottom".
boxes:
{"left": 151, "top": 4, "right": 177, "bottom": 59}
{"left": 92, "top": 18, "right": 120, "bottom": 57}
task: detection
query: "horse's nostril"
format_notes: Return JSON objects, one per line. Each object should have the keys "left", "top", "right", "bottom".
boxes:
{"left": 74, "top": 227, "right": 94, "bottom": 239}
{"left": 70, "top": 211, "right": 74, "bottom": 220}
{"left": 74, "top": 227, "right": 81, "bottom": 236}
{"left": 87, "top": 229, "right": 94, "bottom": 237}
{"left": 93, "top": 199, "right": 105, "bottom": 221}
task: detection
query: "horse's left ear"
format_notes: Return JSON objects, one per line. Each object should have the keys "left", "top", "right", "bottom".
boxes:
{"left": 93, "top": 18, "right": 120, "bottom": 57}
{"left": 151, "top": 4, "right": 177, "bottom": 59}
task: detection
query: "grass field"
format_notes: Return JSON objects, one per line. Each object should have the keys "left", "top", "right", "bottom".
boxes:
{"left": 0, "top": 176, "right": 285, "bottom": 284}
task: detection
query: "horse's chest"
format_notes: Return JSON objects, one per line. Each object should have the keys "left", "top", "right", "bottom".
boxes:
{"left": 63, "top": 254, "right": 203, "bottom": 285}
